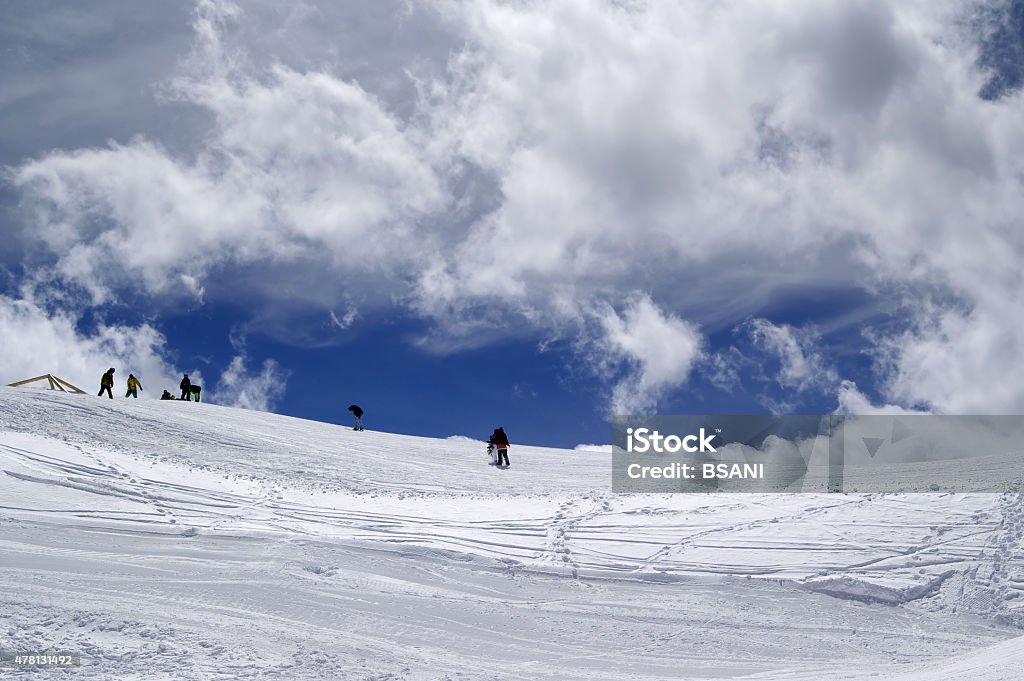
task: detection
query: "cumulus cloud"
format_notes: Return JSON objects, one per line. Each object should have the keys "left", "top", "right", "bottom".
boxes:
{"left": 0, "top": 294, "right": 182, "bottom": 397}
{"left": 211, "top": 354, "right": 289, "bottom": 412}
{"left": 428, "top": 0, "right": 1024, "bottom": 415}
{"left": 594, "top": 295, "right": 703, "bottom": 415}
{"left": 10, "top": 0, "right": 446, "bottom": 309}
{"left": 418, "top": 0, "right": 1024, "bottom": 413}
{"left": 6, "top": 0, "right": 1024, "bottom": 415}
{"left": 0, "top": 290, "right": 287, "bottom": 409}
{"left": 877, "top": 299, "right": 1024, "bottom": 413}
{"left": 835, "top": 380, "right": 929, "bottom": 416}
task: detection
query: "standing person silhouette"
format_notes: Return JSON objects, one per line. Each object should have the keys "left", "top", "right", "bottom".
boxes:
{"left": 489, "top": 427, "right": 510, "bottom": 468}
{"left": 98, "top": 368, "right": 115, "bottom": 399}
{"left": 179, "top": 374, "right": 192, "bottom": 401}
{"left": 347, "top": 404, "right": 364, "bottom": 431}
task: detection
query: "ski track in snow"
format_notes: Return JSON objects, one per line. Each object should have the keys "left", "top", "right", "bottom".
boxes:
{"left": 1, "top": 389, "right": 1023, "bottom": 679}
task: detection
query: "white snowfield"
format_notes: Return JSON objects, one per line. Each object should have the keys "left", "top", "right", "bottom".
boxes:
{"left": 1, "top": 389, "right": 1022, "bottom": 680}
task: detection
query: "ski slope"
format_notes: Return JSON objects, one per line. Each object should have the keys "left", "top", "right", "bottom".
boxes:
{"left": 1, "top": 389, "right": 1023, "bottom": 680}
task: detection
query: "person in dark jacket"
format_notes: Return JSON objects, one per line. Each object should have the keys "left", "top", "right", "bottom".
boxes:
{"left": 125, "top": 373, "right": 142, "bottom": 398}
{"left": 488, "top": 427, "right": 510, "bottom": 467}
{"left": 190, "top": 384, "right": 202, "bottom": 402}
{"left": 160, "top": 390, "right": 175, "bottom": 400}
{"left": 98, "top": 368, "right": 115, "bottom": 399}
{"left": 180, "top": 374, "right": 192, "bottom": 401}
{"left": 347, "top": 404, "right": 364, "bottom": 431}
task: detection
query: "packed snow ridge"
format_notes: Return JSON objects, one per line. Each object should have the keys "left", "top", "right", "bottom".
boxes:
{"left": 1, "top": 389, "right": 1023, "bottom": 680}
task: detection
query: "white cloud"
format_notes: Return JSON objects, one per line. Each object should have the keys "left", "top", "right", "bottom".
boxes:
{"left": 329, "top": 306, "right": 358, "bottom": 330}
{"left": 702, "top": 347, "right": 747, "bottom": 394}
{"left": 6, "top": 0, "right": 1024, "bottom": 415}
{"left": 211, "top": 355, "right": 289, "bottom": 412}
{"left": 0, "top": 294, "right": 183, "bottom": 398}
{"left": 11, "top": 0, "right": 446, "bottom": 309}
{"left": 877, "top": 299, "right": 1024, "bottom": 413}
{"left": 835, "top": 380, "right": 928, "bottom": 416}
{"left": 595, "top": 295, "right": 703, "bottom": 415}
{"left": 748, "top": 319, "right": 837, "bottom": 394}
{"left": 0, "top": 290, "right": 288, "bottom": 410}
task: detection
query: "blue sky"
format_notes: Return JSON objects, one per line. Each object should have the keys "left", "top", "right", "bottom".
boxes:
{"left": 152, "top": 289, "right": 889, "bottom": 447}
{"left": 2, "top": 0, "right": 1023, "bottom": 448}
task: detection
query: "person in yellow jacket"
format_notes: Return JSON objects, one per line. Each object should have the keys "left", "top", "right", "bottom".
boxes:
{"left": 125, "top": 373, "right": 142, "bottom": 399}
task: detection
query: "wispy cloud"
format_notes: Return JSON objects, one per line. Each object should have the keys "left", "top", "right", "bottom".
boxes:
{"left": 748, "top": 319, "right": 838, "bottom": 394}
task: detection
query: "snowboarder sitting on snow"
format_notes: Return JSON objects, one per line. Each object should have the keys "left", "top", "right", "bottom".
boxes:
{"left": 489, "top": 427, "right": 510, "bottom": 468}
{"left": 180, "top": 374, "right": 192, "bottom": 401}
{"left": 98, "top": 368, "right": 115, "bottom": 399}
{"left": 126, "top": 373, "right": 142, "bottom": 399}
{"left": 160, "top": 390, "right": 175, "bottom": 400}
{"left": 348, "top": 404, "right": 364, "bottom": 431}
{"left": 190, "top": 385, "right": 202, "bottom": 402}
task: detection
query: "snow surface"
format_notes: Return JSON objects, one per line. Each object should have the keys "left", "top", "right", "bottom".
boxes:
{"left": 1, "top": 388, "right": 1023, "bottom": 679}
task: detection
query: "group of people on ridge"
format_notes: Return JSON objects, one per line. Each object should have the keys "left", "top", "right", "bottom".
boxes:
{"left": 97, "top": 374, "right": 509, "bottom": 469}
{"left": 98, "top": 368, "right": 200, "bottom": 402}
{"left": 170, "top": 374, "right": 202, "bottom": 402}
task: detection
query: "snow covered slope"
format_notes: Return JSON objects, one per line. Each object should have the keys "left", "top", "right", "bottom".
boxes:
{"left": 1, "top": 388, "right": 1022, "bottom": 679}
